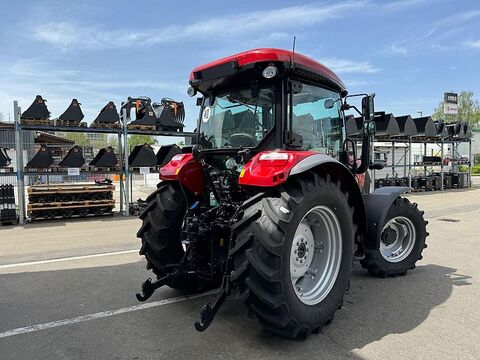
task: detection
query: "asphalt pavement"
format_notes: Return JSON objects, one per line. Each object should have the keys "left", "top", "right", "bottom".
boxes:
{"left": 0, "top": 188, "right": 479, "bottom": 360}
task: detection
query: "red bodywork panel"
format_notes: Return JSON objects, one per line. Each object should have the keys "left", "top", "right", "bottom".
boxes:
{"left": 189, "top": 48, "right": 345, "bottom": 91}
{"left": 239, "top": 150, "right": 316, "bottom": 187}
{"left": 159, "top": 154, "right": 204, "bottom": 195}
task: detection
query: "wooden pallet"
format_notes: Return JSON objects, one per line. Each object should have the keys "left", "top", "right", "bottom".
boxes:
{"left": 129, "top": 166, "right": 160, "bottom": 173}
{"left": 90, "top": 122, "right": 120, "bottom": 129}
{"left": 28, "top": 199, "right": 115, "bottom": 211}
{"left": 127, "top": 124, "right": 156, "bottom": 131}
{"left": 0, "top": 167, "right": 14, "bottom": 173}
{"left": 55, "top": 119, "right": 82, "bottom": 127}
{"left": 30, "top": 211, "right": 114, "bottom": 221}
{"left": 28, "top": 183, "right": 115, "bottom": 194}
{"left": 20, "top": 118, "right": 54, "bottom": 126}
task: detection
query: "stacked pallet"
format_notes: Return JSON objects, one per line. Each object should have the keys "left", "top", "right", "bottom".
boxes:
{"left": 1, "top": 185, "right": 17, "bottom": 225}
{"left": 28, "top": 183, "right": 115, "bottom": 220}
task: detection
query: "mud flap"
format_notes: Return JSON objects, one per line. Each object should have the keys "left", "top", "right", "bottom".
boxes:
{"left": 363, "top": 186, "right": 411, "bottom": 250}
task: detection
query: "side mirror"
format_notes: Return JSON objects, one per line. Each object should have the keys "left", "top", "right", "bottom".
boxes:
{"left": 361, "top": 94, "right": 375, "bottom": 121}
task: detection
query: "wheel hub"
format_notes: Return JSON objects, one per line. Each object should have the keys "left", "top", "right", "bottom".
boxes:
{"left": 380, "top": 216, "right": 416, "bottom": 263}
{"left": 290, "top": 206, "right": 342, "bottom": 305}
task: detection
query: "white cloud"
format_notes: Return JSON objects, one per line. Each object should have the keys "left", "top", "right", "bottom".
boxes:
{"left": 32, "top": 2, "right": 369, "bottom": 50}
{"left": 386, "top": 44, "right": 408, "bottom": 56}
{"left": 319, "top": 58, "right": 380, "bottom": 74}
{"left": 464, "top": 39, "right": 480, "bottom": 49}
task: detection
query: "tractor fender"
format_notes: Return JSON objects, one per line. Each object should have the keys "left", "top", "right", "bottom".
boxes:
{"left": 362, "top": 186, "right": 412, "bottom": 250}
{"left": 290, "top": 154, "right": 367, "bottom": 236}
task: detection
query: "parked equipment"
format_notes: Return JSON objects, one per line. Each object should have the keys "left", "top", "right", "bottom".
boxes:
{"left": 152, "top": 98, "right": 185, "bottom": 131}
{"left": 57, "top": 99, "right": 84, "bottom": 126}
{"left": 135, "top": 48, "right": 429, "bottom": 338}
{"left": 26, "top": 145, "right": 54, "bottom": 168}
{"left": 156, "top": 144, "right": 182, "bottom": 166}
{"left": 395, "top": 115, "right": 417, "bottom": 137}
{"left": 128, "top": 144, "right": 157, "bottom": 167}
{"left": 90, "top": 147, "right": 119, "bottom": 168}
{"left": 124, "top": 96, "right": 185, "bottom": 130}
{"left": 413, "top": 116, "right": 437, "bottom": 139}
{"left": 0, "top": 184, "right": 17, "bottom": 225}
{"left": 21, "top": 95, "right": 50, "bottom": 120}
{"left": 91, "top": 101, "right": 120, "bottom": 127}
{"left": 58, "top": 145, "right": 85, "bottom": 168}
{"left": 372, "top": 112, "right": 400, "bottom": 138}
{"left": 0, "top": 147, "right": 11, "bottom": 167}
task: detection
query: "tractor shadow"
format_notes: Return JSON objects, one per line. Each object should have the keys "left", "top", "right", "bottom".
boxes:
{"left": 211, "top": 263, "right": 471, "bottom": 352}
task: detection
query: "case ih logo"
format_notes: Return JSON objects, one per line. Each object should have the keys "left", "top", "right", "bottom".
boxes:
{"left": 444, "top": 92, "right": 458, "bottom": 115}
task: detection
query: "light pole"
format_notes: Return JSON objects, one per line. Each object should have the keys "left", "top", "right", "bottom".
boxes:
{"left": 417, "top": 110, "right": 423, "bottom": 117}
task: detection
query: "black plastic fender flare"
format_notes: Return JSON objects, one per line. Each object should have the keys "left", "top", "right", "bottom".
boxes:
{"left": 362, "top": 186, "right": 412, "bottom": 250}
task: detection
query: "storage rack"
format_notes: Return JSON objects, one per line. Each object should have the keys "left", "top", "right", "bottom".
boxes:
{"left": 371, "top": 137, "right": 473, "bottom": 191}
{"left": 2, "top": 101, "right": 195, "bottom": 224}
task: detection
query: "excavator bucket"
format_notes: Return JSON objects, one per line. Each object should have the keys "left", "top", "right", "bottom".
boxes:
{"left": 372, "top": 112, "right": 400, "bottom": 138}
{"left": 463, "top": 123, "right": 472, "bottom": 139}
{"left": 346, "top": 115, "right": 363, "bottom": 138}
{"left": 21, "top": 95, "right": 50, "bottom": 120}
{"left": 0, "top": 147, "right": 11, "bottom": 167}
{"left": 26, "top": 145, "right": 54, "bottom": 168}
{"left": 129, "top": 98, "right": 158, "bottom": 126}
{"left": 92, "top": 102, "right": 120, "bottom": 126}
{"left": 156, "top": 144, "right": 181, "bottom": 166}
{"left": 58, "top": 99, "right": 84, "bottom": 125}
{"left": 434, "top": 120, "right": 449, "bottom": 138}
{"left": 395, "top": 115, "right": 417, "bottom": 137}
{"left": 129, "top": 144, "right": 157, "bottom": 167}
{"left": 446, "top": 122, "right": 461, "bottom": 138}
{"left": 90, "top": 146, "right": 119, "bottom": 167}
{"left": 153, "top": 98, "right": 185, "bottom": 131}
{"left": 412, "top": 116, "right": 437, "bottom": 139}
{"left": 59, "top": 145, "right": 85, "bottom": 167}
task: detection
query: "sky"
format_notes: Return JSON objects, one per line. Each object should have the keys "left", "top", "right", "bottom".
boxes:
{"left": 0, "top": 0, "right": 479, "bottom": 136}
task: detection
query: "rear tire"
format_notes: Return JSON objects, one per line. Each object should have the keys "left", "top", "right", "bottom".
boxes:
{"left": 137, "top": 182, "right": 210, "bottom": 291}
{"left": 230, "top": 172, "right": 355, "bottom": 338}
{"left": 360, "top": 197, "right": 428, "bottom": 277}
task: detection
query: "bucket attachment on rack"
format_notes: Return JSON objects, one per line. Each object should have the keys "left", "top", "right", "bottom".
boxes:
{"left": 434, "top": 120, "right": 449, "bottom": 138}
{"left": 90, "top": 147, "right": 119, "bottom": 167}
{"left": 21, "top": 95, "right": 50, "bottom": 120}
{"left": 59, "top": 145, "right": 85, "bottom": 167}
{"left": 26, "top": 145, "right": 54, "bottom": 168}
{"left": 346, "top": 115, "right": 364, "bottom": 138}
{"left": 446, "top": 122, "right": 461, "bottom": 138}
{"left": 129, "top": 98, "right": 157, "bottom": 126}
{"left": 153, "top": 98, "right": 185, "bottom": 131}
{"left": 58, "top": 99, "right": 84, "bottom": 124}
{"left": 93, "top": 102, "right": 120, "bottom": 125}
{"left": 395, "top": 115, "right": 417, "bottom": 137}
{"left": 412, "top": 116, "right": 437, "bottom": 139}
{"left": 372, "top": 112, "right": 400, "bottom": 138}
{"left": 0, "top": 147, "right": 11, "bottom": 167}
{"left": 156, "top": 144, "right": 181, "bottom": 166}
{"left": 129, "top": 144, "right": 157, "bottom": 167}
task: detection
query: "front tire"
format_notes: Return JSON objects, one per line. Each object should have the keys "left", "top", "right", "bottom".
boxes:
{"left": 230, "top": 172, "right": 355, "bottom": 338}
{"left": 360, "top": 197, "right": 428, "bottom": 277}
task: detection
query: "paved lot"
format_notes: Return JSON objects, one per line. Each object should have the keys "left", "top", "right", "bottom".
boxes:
{"left": 0, "top": 189, "right": 479, "bottom": 359}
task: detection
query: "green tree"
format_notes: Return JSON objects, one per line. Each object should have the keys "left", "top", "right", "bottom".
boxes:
{"left": 128, "top": 134, "right": 157, "bottom": 149}
{"left": 432, "top": 91, "right": 480, "bottom": 125}
{"left": 58, "top": 132, "right": 91, "bottom": 146}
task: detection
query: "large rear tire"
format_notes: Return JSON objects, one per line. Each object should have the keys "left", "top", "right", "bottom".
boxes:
{"left": 230, "top": 172, "right": 355, "bottom": 339}
{"left": 137, "top": 182, "right": 210, "bottom": 291}
{"left": 360, "top": 197, "right": 428, "bottom": 277}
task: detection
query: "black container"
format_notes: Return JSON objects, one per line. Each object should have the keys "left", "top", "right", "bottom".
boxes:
{"left": 419, "top": 176, "right": 433, "bottom": 191}
{"left": 451, "top": 173, "right": 460, "bottom": 188}
{"left": 156, "top": 144, "right": 181, "bottom": 166}
{"left": 458, "top": 173, "right": 468, "bottom": 188}
{"left": 375, "top": 178, "right": 385, "bottom": 189}
{"left": 26, "top": 145, "right": 54, "bottom": 168}
{"left": 432, "top": 176, "right": 442, "bottom": 190}
{"left": 59, "top": 99, "right": 84, "bottom": 122}
{"left": 410, "top": 177, "right": 420, "bottom": 191}
{"left": 21, "top": 95, "right": 50, "bottom": 120}
{"left": 129, "top": 144, "right": 157, "bottom": 167}
{"left": 395, "top": 177, "right": 408, "bottom": 186}
{"left": 443, "top": 174, "right": 452, "bottom": 189}
{"left": 90, "top": 147, "right": 118, "bottom": 167}
{"left": 59, "top": 146, "right": 85, "bottom": 167}
{"left": 384, "top": 178, "right": 396, "bottom": 186}
{"left": 93, "top": 101, "right": 119, "bottom": 124}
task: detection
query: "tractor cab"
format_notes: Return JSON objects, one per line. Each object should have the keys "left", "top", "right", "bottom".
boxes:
{"left": 187, "top": 48, "right": 375, "bottom": 177}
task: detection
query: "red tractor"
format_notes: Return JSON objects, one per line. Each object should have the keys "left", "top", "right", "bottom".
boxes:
{"left": 136, "top": 48, "right": 428, "bottom": 338}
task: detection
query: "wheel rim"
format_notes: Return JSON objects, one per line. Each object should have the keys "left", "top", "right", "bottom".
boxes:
{"left": 290, "top": 205, "right": 343, "bottom": 305}
{"left": 379, "top": 216, "right": 416, "bottom": 263}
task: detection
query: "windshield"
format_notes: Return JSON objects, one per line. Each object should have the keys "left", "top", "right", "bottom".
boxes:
{"left": 198, "top": 86, "right": 275, "bottom": 149}
{"left": 289, "top": 83, "right": 343, "bottom": 157}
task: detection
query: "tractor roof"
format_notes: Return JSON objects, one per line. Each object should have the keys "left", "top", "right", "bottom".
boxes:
{"left": 190, "top": 48, "right": 345, "bottom": 93}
